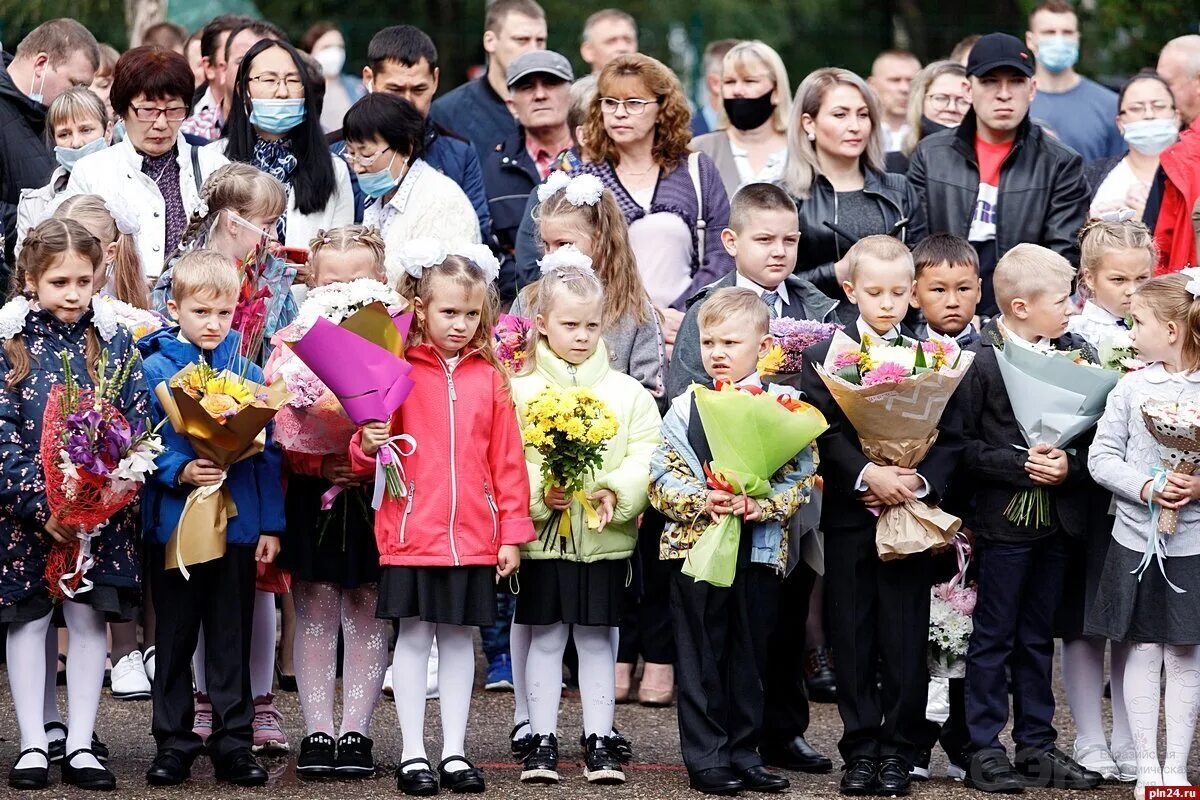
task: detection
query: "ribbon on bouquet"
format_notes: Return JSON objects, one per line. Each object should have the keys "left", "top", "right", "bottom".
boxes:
{"left": 172, "top": 472, "right": 236, "bottom": 581}
{"left": 556, "top": 490, "right": 602, "bottom": 540}
{"left": 947, "top": 531, "right": 972, "bottom": 589}
{"left": 372, "top": 434, "right": 417, "bottom": 510}
{"left": 58, "top": 526, "right": 100, "bottom": 599}
{"left": 1132, "top": 466, "right": 1186, "bottom": 593}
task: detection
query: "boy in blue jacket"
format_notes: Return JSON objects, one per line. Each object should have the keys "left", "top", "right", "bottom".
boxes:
{"left": 139, "top": 250, "right": 284, "bottom": 788}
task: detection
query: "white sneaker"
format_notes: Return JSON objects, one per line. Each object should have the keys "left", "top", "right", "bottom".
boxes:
{"left": 1113, "top": 747, "right": 1137, "bottom": 783}
{"left": 142, "top": 646, "right": 155, "bottom": 684}
{"left": 1074, "top": 744, "right": 1119, "bottom": 781}
{"left": 383, "top": 665, "right": 394, "bottom": 698}
{"left": 110, "top": 651, "right": 152, "bottom": 700}
{"left": 427, "top": 641, "right": 440, "bottom": 700}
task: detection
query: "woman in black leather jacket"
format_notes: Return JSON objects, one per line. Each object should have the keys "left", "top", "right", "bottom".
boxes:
{"left": 781, "top": 67, "right": 925, "bottom": 317}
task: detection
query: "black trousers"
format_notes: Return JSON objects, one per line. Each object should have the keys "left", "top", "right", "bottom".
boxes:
{"left": 965, "top": 536, "right": 1066, "bottom": 753}
{"left": 825, "top": 524, "right": 931, "bottom": 764}
{"left": 617, "top": 511, "right": 676, "bottom": 665}
{"left": 151, "top": 544, "right": 257, "bottom": 763}
{"left": 763, "top": 561, "right": 817, "bottom": 742}
{"left": 669, "top": 558, "right": 780, "bottom": 772}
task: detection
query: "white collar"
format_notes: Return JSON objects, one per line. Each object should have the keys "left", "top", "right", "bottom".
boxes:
{"left": 923, "top": 321, "right": 976, "bottom": 342}
{"left": 1142, "top": 362, "right": 1200, "bottom": 385}
{"left": 734, "top": 371, "right": 763, "bottom": 389}
{"left": 383, "top": 159, "right": 428, "bottom": 215}
{"left": 855, "top": 316, "right": 902, "bottom": 343}
{"left": 735, "top": 273, "right": 790, "bottom": 307}
{"left": 1079, "top": 300, "right": 1125, "bottom": 327}
{"left": 997, "top": 316, "right": 1052, "bottom": 351}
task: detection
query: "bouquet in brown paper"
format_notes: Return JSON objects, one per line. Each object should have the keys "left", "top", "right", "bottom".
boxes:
{"left": 154, "top": 361, "right": 289, "bottom": 577}
{"left": 815, "top": 330, "right": 975, "bottom": 560}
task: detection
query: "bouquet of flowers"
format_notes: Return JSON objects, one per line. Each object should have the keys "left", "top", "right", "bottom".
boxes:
{"left": 1135, "top": 399, "right": 1200, "bottom": 591}
{"left": 233, "top": 239, "right": 299, "bottom": 364}
{"left": 495, "top": 314, "right": 533, "bottom": 374}
{"left": 681, "top": 381, "right": 827, "bottom": 587}
{"left": 816, "top": 330, "right": 975, "bottom": 560}
{"left": 41, "top": 350, "right": 163, "bottom": 599}
{"left": 992, "top": 332, "right": 1119, "bottom": 527}
{"left": 291, "top": 278, "right": 405, "bottom": 334}
{"left": 928, "top": 533, "right": 976, "bottom": 677}
{"left": 154, "top": 355, "right": 289, "bottom": 577}
{"left": 1098, "top": 328, "right": 1144, "bottom": 374}
{"left": 757, "top": 318, "right": 841, "bottom": 377}
{"left": 98, "top": 296, "right": 166, "bottom": 341}
{"left": 521, "top": 386, "right": 620, "bottom": 550}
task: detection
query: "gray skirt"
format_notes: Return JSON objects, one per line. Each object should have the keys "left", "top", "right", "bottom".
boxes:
{"left": 1084, "top": 540, "right": 1200, "bottom": 646}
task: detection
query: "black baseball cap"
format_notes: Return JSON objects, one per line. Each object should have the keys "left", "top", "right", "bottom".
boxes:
{"left": 966, "top": 33, "right": 1036, "bottom": 79}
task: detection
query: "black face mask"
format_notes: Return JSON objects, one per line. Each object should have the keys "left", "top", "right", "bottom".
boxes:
{"left": 723, "top": 90, "right": 776, "bottom": 132}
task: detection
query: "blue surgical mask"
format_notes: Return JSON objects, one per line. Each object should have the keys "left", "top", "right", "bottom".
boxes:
{"left": 112, "top": 120, "right": 126, "bottom": 143}
{"left": 1037, "top": 36, "right": 1079, "bottom": 74}
{"left": 27, "top": 70, "right": 46, "bottom": 106}
{"left": 358, "top": 152, "right": 402, "bottom": 198}
{"left": 54, "top": 137, "right": 107, "bottom": 171}
{"left": 248, "top": 98, "right": 306, "bottom": 134}
{"left": 1122, "top": 118, "right": 1179, "bottom": 156}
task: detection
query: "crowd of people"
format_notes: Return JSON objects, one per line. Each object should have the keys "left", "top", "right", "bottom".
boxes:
{"left": 1, "top": 0, "right": 1200, "bottom": 797}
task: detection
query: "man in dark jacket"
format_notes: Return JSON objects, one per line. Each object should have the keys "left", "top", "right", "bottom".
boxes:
{"left": 0, "top": 19, "right": 99, "bottom": 276}
{"left": 483, "top": 50, "right": 573, "bottom": 303}
{"left": 907, "top": 32, "right": 1089, "bottom": 318}
{"left": 429, "top": 0, "right": 547, "bottom": 165}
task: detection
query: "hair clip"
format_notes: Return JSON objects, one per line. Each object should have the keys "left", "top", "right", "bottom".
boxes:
{"left": 538, "top": 244, "right": 595, "bottom": 275}
{"left": 536, "top": 170, "right": 572, "bottom": 203}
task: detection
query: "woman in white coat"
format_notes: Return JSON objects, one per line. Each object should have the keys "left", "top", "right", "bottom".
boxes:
{"left": 209, "top": 38, "right": 353, "bottom": 252}
{"left": 65, "top": 46, "right": 228, "bottom": 279}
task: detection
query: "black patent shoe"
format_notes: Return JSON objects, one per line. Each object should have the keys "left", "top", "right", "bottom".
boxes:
{"left": 296, "top": 732, "right": 336, "bottom": 778}
{"left": 583, "top": 735, "right": 626, "bottom": 785}
{"left": 8, "top": 747, "right": 50, "bottom": 790}
{"left": 45, "top": 722, "right": 68, "bottom": 764}
{"left": 689, "top": 766, "right": 744, "bottom": 796}
{"left": 145, "top": 749, "right": 190, "bottom": 786}
{"left": 521, "top": 734, "right": 559, "bottom": 784}
{"left": 397, "top": 758, "right": 439, "bottom": 796}
{"left": 875, "top": 757, "right": 911, "bottom": 796}
{"left": 510, "top": 720, "right": 534, "bottom": 761}
{"left": 579, "top": 727, "right": 633, "bottom": 764}
{"left": 737, "top": 764, "right": 789, "bottom": 792}
{"left": 761, "top": 735, "right": 833, "bottom": 774}
{"left": 438, "top": 757, "right": 485, "bottom": 793}
{"left": 62, "top": 749, "right": 116, "bottom": 791}
{"left": 214, "top": 750, "right": 267, "bottom": 787}
{"left": 840, "top": 757, "right": 878, "bottom": 796}
{"left": 335, "top": 732, "right": 375, "bottom": 777}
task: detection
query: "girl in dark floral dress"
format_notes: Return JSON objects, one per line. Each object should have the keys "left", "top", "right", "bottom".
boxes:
{"left": 0, "top": 219, "right": 150, "bottom": 792}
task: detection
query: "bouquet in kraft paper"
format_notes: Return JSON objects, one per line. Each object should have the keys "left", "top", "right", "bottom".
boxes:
{"left": 815, "top": 330, "right": 974, "bottom": 560}
{"left": 1134, "top": 399, "right": 1200, "bottom": 592}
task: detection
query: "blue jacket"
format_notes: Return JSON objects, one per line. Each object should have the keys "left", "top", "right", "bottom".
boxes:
{"left": 429, "top": 76, "right": 519, "bottom": 165}
{"left": 139, "top": 327, "right": 285, "bottom": 546}
{"left": 0, "top": 307, "right": 150, "bottom": 607}
{"left": 482, "top": 128, "right": 543, "bottom": 303}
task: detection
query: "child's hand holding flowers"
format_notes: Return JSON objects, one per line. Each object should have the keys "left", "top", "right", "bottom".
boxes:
{"left": 360, "top": 421, "right": 391, "bottom": 456}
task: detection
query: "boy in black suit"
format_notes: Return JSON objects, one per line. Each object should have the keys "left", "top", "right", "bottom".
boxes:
{"left": 800, "top": 235, "right": 963, "bottom": 796}
{"left": 957, "top": 244, "right": 1103, "bottom": 793}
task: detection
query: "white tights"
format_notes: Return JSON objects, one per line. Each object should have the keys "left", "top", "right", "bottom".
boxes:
{"left": 1061, "top": 637, "right": 1133, "bottom": 757}
{"left": 194, "top": 589, "right": 276, "bottom": 698}
{"left": 1124, "top": 642, "right": 1200, "bottom": 786}
{"left": 511, "top": 622, "right": 620, "bottom": 735}
{"left": 394, "top": 620, "right": 474, "bottom": 773}
{"left": 525, "top": 623, "right": 615, "bottom": 739}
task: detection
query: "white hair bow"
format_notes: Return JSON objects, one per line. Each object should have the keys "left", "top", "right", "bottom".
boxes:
{"left": 1182, "top": 267, "right": 1200, "bottom": 300}
{"left": 538, "top": 244, "right": 595, "bottom": 275}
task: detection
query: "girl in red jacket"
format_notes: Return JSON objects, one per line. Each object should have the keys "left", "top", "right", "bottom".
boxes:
{"left": 354, "top": 240, "right": 534, "bottom": 795}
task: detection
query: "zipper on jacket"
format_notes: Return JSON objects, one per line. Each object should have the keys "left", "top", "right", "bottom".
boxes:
{"left": 833, "top": 190, "right": 841, "bottom": 261}
{"left": 437, "top": 353, "right": 463, "bottom": 565}
{"left": 485, "top": 482, "right": 499, "bottom": 544}
{"left": 399, "top": 480, "right": 416, "bottom": 544}
{"left": 567, "top": 364, "right": 578, "bottom": 386}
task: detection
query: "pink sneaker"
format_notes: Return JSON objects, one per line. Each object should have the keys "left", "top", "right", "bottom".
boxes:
{"left": 252, "top": 694, "right": 289, "bottom": 753}
{"left": 193, "top": 693, "right": 213, "bottom": 742}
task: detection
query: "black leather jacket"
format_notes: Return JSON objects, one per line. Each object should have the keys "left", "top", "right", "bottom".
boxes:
{"left": 793, "top": 167, "right": 926, "bottom": 301}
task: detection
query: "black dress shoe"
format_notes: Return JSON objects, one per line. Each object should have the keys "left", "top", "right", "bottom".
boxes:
{"left": 875, "top": 757, "right": 911, "bottom": 796}
{"left": 762, "top": 736, "right": 834, "bottom": 774}
{"left": 510, "top": 720, "right": 534, "bottom": 761}
{"left": 335, "top": 732, "right": 375, "bottom": 777}
{"left": 839, "top": 757, "right": 878, "bottom": 795}
{"left": 438, "top": 756, "right": 485, "bottom": 793}
{"left": 805, "top": 647, "right": 838, "bottom": 703}
{"left": 8, "top": 747, "right": 50, "bottom": 790}
{"left": 521, "top": 734, "right": 559, "bottom": 784}
{"left": 689, "top": 766, "right": 744, "bottom": 795}
{"left": 296, "top": 732, "right": 336, "bottom": 778}
{"left": 214, "top": 750, "right": 267, "bottom": 787}
{"left": 737, "top": 764, "right": 790, "bottom": 792}
{"left": 62, "top": 748, "right": 116, "bottom": 791}
{"left": 46, "top": 724, "right": 107, "bottom": 764}
{"left": 146, "top": 749, "right": 191, "bottom": 786}
{"left": 1014, "top": 747, "right": 1103, "bottom": 790}
{"left": 965, "top": 748, "right": 1025, "bottom": 793}
{"left": 396, "top": 758, "right": 439, "bottom": 796}
{"left": 579, "top": 727, "right": 634, "bottom": 764}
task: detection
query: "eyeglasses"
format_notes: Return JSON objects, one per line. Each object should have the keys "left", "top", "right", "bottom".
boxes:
{"left": 1120, "top": 101, "right": 1175, "bottom": 119}
{"left": 130, "top": 104, "right": 188, "bottom": 122}
{"left": 248, "top": 74, "right": 305, "bottom": 94}
{"left": 927, "top": 93, "right": 972, "bottom": 113}
{"left": 599, "top": 97, "right": 660, "bottom": 116}
{"left": 341, "top": 147, "right": 391, "bottom": 169}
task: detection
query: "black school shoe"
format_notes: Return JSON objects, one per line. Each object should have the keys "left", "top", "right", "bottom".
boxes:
{"left": 145, "top": 749, "right": 191, "bottom": 786}
{"left": 1014, "top": 747, "right": 1103, "bottom": 790}
{"left": 839, "top": 757, "right": 878, "bottom": 796}
{"left": 297, "top": 732, "right": 336, "bottom": 778}
{"left": 583, "top": 735, "right": 626, "bottom": 785}
{"left": 396, "top": 758, "right": 438, "bottom": 796}
{"left": 875, "top": 757, "right": 911, "bottom": 796}
{"left": 61, "top": 748, "right": 116, "bottom": 791}
{"left": 214, "top": 749, "right": 267, "bottom": 787}
{"left": 579, "top": 727, "right": 633, "bottom": 764}
{"left": 521, "top": 734, "right": 559, "bottom": 784}
{"left": 46, "top": 723, "right": 108, "bottom": 764}
{"left": 438, "top": 756, "right": 485, "bottom": 793}
{"left": 335, "top": 732, "right": 375, "bottom": 777}
{"left": 965, "top": 748, "right": 1025, "bottom": 793}
{"left": 8, "top": 747, "right": 50, "bottom": 790}
{"left": 511, "top": 720, "right": 534, "bottom": 761}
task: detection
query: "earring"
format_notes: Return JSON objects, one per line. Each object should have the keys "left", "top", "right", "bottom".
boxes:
{"left": 808, "top": 132, "right": 816, "bottom": 142}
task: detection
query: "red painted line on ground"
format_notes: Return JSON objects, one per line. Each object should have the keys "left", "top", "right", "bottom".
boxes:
{"left": 474, "top": 762, "right": 689, "bottom": 772}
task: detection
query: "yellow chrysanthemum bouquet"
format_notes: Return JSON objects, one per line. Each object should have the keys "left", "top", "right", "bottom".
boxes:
{"left": 522, "top": 386, "right": 620, "bottom": 550}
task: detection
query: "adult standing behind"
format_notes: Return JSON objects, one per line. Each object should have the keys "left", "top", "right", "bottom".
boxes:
{"left": 212, "top": 38, "right": 353, "bottom": 250}
{"left": 580, "top": 9, "right": 638, "bottom": 76}
{"left": 691, "top": 40, "right": 791, "bottom": 198}
{"left": 1086, "top": 72, "right": 1179, "bottom": 223}
{"left": 66, "top": 47, "right": 229, "bottom": 278}
{"left": 1158, "top": 35, "right": 1200, "bottom": 128}
{"left": 577, "top": 53, "right": 733, "bottom": 348}
{"left": 1026, "top": 0, "right": 1123, "bottom": 161}
{"left": 908, "top": 33, "right": 1089, "bottom": 317}
{"left": 301, "top": 22, "right": 366, "bottom": 134}
{"left": 690, "top": 39, "right": 737, "bottom": 137}
{"left": 1155, "top": 36, "right": 1200, "bottom": 271}
{"left": 484, "top": 50, "right": 573, "bottom": 302}
{"left": 0, "top": 18, "right": 99, "bottom": 272}
{"left": 886, "top": 60, "right": 971, "bottom": 174}
{"left": 867, "top": 49, "right": 921, "bottom": 153}
{"left": 780, "top": 67, "right": 924, "bottom": 318}
{"left": 181, "top": 14, "right": 254, "bottom": 142}
{"left": 429, "top": 0, "right": 547, "bottom": 163}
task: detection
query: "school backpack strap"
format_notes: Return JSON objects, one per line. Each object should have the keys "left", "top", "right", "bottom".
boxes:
{"left": 687, "top": 151, "right": 706, "bottom": 274}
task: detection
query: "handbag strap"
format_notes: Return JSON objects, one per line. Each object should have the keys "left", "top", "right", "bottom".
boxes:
{"left": 687, "top": 151, "right": 706, "bottom": 272}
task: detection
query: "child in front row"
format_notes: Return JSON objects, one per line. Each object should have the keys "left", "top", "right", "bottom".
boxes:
{"left": 355, "top": 243, "right": 534, "bottom": 796}
{"left": 511, "top": 259, "right": 661, "bottom": 786}
{"left": 800, "top": 235, "right": 962, "bottom": 797}
{"left": 958, "top": 244, "right": 1103, "bottom": 793}
{"left": 1059, "top": 218, "right": 1155, "bottom": 783}
{"left": 1, "top": 219, "right": 150, "bottom": 792}
{"left": 651, "top": 287, "right": 814, "bottom": 797}
{"left": 141, "top": 250, "right": 283, "bottom": 788}
{"left": 1086, "top": 273, "right": 1200, "bottom": 796}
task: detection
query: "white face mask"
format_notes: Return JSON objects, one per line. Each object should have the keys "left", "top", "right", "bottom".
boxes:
{"left": 314, "top": 46, "right": 347, "bottom": 79}
{"left": 1122, "top": 117, "right": 1179, "bottom": 156}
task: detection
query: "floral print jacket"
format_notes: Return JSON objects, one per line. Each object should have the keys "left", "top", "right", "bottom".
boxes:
{"left": 0, "top": 304, "right": 150, "bottom": 608}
